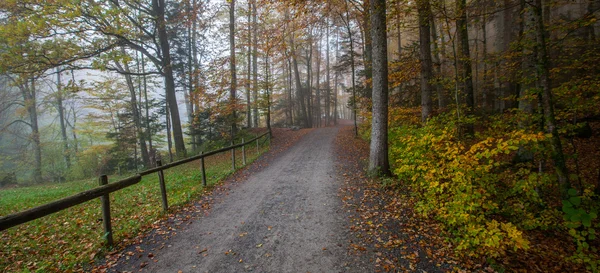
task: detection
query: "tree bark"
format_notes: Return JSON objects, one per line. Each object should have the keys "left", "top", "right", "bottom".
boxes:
{"left": 153, "top": 0, "right": 186, "bottom": 157}
{"left": 229, "top": 0, "right": 237, "bottom": 137}
{"left": 305, "top": 34, "right": 314, "bottom": 128}
{"left": 187, "top": 10, "right": 197, "bottom": 152}
{"left": 290, "top": 34, "right": 309, "bottom": 128}
{"left": 430, "top": 15, "right": 446, "bottom": 109}
{"left": 114, "top": 57, "right": 150, "bottom": 168}
{"left": 368, "top": 0, "right": 391, "bottom": 176}
{"left": 315, "top": 35, "right": 322, "bottom": 128}
{"left": 265, "top": 41, "right": 272, "bottom": 136}
{"left": 28, "top": 79, "right": 42, "bottom": 183}
{"left": 418, "top": 0, "right": 434, "bottom": 122}
{"left": 532, "top": 0, "right": 570, "bottom": 196}
{"left": 252, "top": 0, "right": 259, "bottom": 128}
{"left": 56, "top": 68, "right": 71, "bottom": 169}
{"left": 456, "top": 0, "right": 474, "bottom": 135}
{"left": 325, "top": 21, "right": 331, "bottom": 127}
{"left": 246, "top": 0, "right": 252, "bottom": 128}
{"left": 343, "top": 1, "right": 358, "bottom": 135}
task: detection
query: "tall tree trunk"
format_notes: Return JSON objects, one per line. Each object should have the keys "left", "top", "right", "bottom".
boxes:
{"left": 315, "top": 35, "right": 322, "bottom": 128}
{"left": 265, "top": 43, "right": 272, "bottom": 137}
{"left": 363, "top": 0, "right": 373, "bottom": 89}
{"left": 481, "top": 10, "right": 489, "bottom": 113}
{"left": 343, "top": 1, "right": 358, "bottom": 135}
{"left": 325, "top": 21, "right": 331, "bottom": 127}
{"left": 56, "top": 68, "right": 70, "bottom": 169}
{"left": 187, "top": 12, "right": 197, "bottom": 152}
{"left": 252, "top": 0, "right": 259, "bottom": 128}
{"left": 290, "top": 35, "right": 308, "bottom": 128}
{"left": 396, "top": 0, "right": 404, "bottom": 102}
{"left": 246, "top": 0, "right": 252, "bottom": 128}
{"left": 368, "top": 0, "right": 391, "bottom": 176}
{"left": 532, "top": 0, "right": 570, "bottom": 196}
{"left": 153, "top": 0, "right": 186, "bottom": 157}
{"left": 141, "top": 55, "right": 153, "bottom": 165}
{"left": 334, "top": 28, "right": 339, "bottom": 126}
{"left": 229, "top": 0, "right": 237, "bottom": 138}
{"left": 456, "top": 0, "right": 475, "bottom": 135}
{"left": 287, "top": 56, "right": 294, "bottom": 125}
{"left": 306, "top": 37, "right": 313, "bottom": 128}
{"left": 165, "top": 101, "right": 174, "bottom": 162}
{"left": 26, "top": 78, "right": 42, "bottom": 183}
{"left": 418, "top": 0, "right": 434, "bottom": 122}
{"left": 114, "top": 57, "right": 150, "bottom": 168}
{"left": 430, "top": 15, "right": 446, "bottom": 109}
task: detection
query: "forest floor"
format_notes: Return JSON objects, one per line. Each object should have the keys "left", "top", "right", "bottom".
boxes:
{"left": 95, "top": 121, "right": 592, "bottom": 273}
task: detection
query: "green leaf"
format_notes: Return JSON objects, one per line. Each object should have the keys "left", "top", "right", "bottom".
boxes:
{"left": 568, "top": 188, "right": 578, "bottom": 197}
{"left": 590, "top": 212, "right": 597, "bottom": 219}
{"left": 571, "top": 214, "right": 582, "bottom": 222}
{"left": 582, "top": 214, "right": 593, "bottom": 227}
{"left": 569, "top": 196, "right": 582, "bottom": 206}
{"left": 589, "top": 234, "right": 596, "bottom": 240}
{"left": 569, "top": 228, "right": 578, "bottom": 236}
{"left": 562, "top": 200, "right": 573, "bottom": 209}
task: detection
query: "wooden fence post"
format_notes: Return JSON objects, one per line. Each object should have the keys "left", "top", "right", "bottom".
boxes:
{"left": 201, "top": 151, "right": 207, "bottom": 187}
{"left": 156, "top": 160, "right": 168, "bottom": 212}
{"left": 242, "top": 138, "right": 246, "bottom": 165}
{"left": 231, "top": 140, "right": 236, "bottom": 171}
{"left": 99, "top": 175, "right": 113, "bottom": 246}
{"left": 256, "top": 134, "right": 259, "bottom": 155}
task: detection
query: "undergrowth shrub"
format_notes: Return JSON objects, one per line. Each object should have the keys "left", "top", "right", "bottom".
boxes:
{"left": 388, "top": 112, "right": 555, "bottom": 257}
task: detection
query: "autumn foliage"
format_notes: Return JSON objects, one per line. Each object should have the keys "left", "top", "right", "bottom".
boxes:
{"left": 361, "top": 107, "right": 600, "bottom": 270}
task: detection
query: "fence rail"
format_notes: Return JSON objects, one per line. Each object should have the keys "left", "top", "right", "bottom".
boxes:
{"left": 0, "top": 131, "right": 270, "bottom": 243}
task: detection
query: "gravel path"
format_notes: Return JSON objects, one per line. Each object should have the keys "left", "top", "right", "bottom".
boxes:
{"left": 111, "top": 127, "right": 363, "bottom": 273}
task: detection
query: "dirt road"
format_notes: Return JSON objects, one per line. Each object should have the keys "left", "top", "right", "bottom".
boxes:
{"left": 110, "top": 127, "right": 365, "bottom": 273}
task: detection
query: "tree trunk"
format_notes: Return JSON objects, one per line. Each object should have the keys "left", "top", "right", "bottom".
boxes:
{"left": 153, "top": 0, "right": 186, "bottom": 157}
{"left": 418, "top": 0, "right": 434, "bottom": 122}
{"left": 481, "top": 10, "right": 489, "bottom": 113}
{"left": 165, "top": 101, "right": 174, "bottom": 162}
{"left": 343, "top": 1, "right": 358, "bottom": 135}
{"left": 229, "top": 0, "right": 237, "bottom": 138}
{"left": 28, "top": 79, "right": 42, "bottom": 183}
{"left": 187, "top": 13, "right": 197, "bottom": 152}
{"left": 325, "top": 21, "right": 331, "bottom": 127}
{"left": 334, "top": 29, "right": 339, "bottom": 126}
{"left": 141, "top": 55, "right": 153, "bottom": 165}
{"left": 287, "top": 56, "right": 294, "bottom": 125}
{"left": 396, "top": 0, "right": 404, "bottom": 102}
{"left": 290, "top": 34, "right": 309, "bottom": 128}
{"left": 363, "top": 0, "right": 373, "bottom": 88}
{"left": 315, "top": 35, "right": 322, "bottom": 128}
{"left": 114, "top": 57, "right": 150, "bottom": 168}
{"left": 430, "top": 15, "right": 446, "bottom": 109}
{"left": 252, "top": 0, "right": 259, "bottom": 128}
{"left": 456, "top": 0, "right": 474, "bottom": 135}
{"left": 532, "top": 0, "right": 570, "bottom": 196}
{"left": 368, "top": 0, "right": 391, "bottom": 176}
{"left": 56, "top": 68, "right": 70, "bottom": 169}
{"left": 246, "top": 0, "right": 252, "bottom": 128}
{"left": 306, "top": 37, "right": 313, "bottom": 128}
{"left": 265, "top": 44, "right": 272, "bottom": 136}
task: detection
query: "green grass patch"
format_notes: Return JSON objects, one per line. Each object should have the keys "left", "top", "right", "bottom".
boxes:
{"left": 0, "top": 141, "right": 269, "bottom": 272}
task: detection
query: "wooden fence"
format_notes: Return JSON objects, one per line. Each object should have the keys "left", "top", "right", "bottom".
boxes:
{"left": 0, "top": 131, "right": 270, "bottom": 246}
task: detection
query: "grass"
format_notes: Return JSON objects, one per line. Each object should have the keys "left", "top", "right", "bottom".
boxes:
{"left": 0, "top": 140, "right": 269, "bottom": 273}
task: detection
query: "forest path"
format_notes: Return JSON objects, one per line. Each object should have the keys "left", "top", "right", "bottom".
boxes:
{"left": 109, "top": 126, "right": 366, "bottom": 273}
